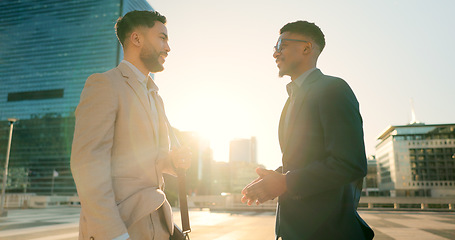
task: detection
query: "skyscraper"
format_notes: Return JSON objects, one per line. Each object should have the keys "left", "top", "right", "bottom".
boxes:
{"left": 229, "top": 137, "right": 257, "bottom": 164}
{"left": 228, "top": 137, "right": 261, "bottom": 193}
{"left": 0, "top": 0, "right": 153, "bottom": 195}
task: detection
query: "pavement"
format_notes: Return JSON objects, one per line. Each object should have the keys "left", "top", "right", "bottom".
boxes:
{"left": 0, "top": 207, "right": 454, "bottom": 240}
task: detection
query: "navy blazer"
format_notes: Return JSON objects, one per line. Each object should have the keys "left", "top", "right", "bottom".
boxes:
{"left": 276, "top": 69, "right": 374, "bottom": 240}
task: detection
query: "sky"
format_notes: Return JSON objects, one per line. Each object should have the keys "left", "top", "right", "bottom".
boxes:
{"left": 148, "top": 0, "right": 455, "bottom": 169}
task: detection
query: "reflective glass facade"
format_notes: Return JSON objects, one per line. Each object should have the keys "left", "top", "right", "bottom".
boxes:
{"left": 0, "top": 0, "right": 153, "bottom": 195}
{"left": 376, "top": 124, "right": 455, "bottom": 197}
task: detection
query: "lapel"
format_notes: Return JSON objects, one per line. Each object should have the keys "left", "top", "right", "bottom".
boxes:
{"left": 117, "top": 62, "right": 155, "bottom": 126}
{"left": 280, "top": 69, "right": 323, "bottom": 152}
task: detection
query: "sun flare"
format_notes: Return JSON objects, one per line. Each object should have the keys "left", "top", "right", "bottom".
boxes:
{"left": 174, "top": 91, "right": 254, "bottom": 162}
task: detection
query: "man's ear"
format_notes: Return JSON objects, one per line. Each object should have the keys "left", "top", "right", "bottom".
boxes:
{"left": 129, "top": 31, "right": 141, "bottom": 47}
{"left": 302, "top": 46, "right": 308, "bottom": 54}
{"left": 302, "top": 42, "right": 313, "bottom": 55}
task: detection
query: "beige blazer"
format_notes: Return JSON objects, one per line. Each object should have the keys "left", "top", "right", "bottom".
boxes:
{"left": 71, "top": 62, "right": 175, "bottom": 239}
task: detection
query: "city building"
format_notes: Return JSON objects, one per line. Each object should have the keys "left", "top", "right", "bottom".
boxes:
{"left": 209, "top": 161, "right": 231, "bottom": 195}
{"left": 0, "top": 0, "right": 153, "bottom": 195}
{"left": 227, "top": 137, "right": 262, "bottom": 193}
{"left": 163, "top": 130, "right": 214, "bottom": 205}
{"left": 228, "top": 161, "right": 264, "bottom": 194}
{"left": 375, "top": 123, "right": 455, "bottom": 197}
{"left": 229, "top": 137, "right": 257, "bottom": 164}
{"left": 362, "top": 155, "right": 379, "bottom": 196}
{"left": 209, "top": 161, "right": 263, "bottom": 195}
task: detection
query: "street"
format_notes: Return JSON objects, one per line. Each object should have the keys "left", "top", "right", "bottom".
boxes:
{"left": 0, "top": 207, "right": 454, "bottom": 239}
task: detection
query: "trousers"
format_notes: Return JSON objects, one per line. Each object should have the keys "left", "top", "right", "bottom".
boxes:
{"left": 128, "top": 207, "right": 171, "bottom": 240}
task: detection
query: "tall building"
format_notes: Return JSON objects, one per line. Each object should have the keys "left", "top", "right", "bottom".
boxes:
{"left": 228, "top": 137, "right": 260, "bottom": 193}
{"left": 209, "top": 161, "right": 264, "bottom": 195}
{"left": 0, "top": 0, "right": 153, "bottom": 195}
{"left": 229, "top": 137, "right": 257, "bottom": 164}
{"left": 163, "top": 130, "right": 214, "bottom": 204}
{"left": 362, "top": 155, "right": 379, "bottom": 196}
{"left": 375, "top": 123, "right": 455, "bottom": 197}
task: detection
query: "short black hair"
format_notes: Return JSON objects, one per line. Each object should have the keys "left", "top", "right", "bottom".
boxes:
{"left": 115, "top": 10, "right": 166, "bottom": 46}
{"left": 280, "top": 21, "right": 325, "bottom": 52}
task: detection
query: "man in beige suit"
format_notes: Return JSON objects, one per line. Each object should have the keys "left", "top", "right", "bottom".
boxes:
{"left": 71, "top": 10, "right": 190, "bottom": 240}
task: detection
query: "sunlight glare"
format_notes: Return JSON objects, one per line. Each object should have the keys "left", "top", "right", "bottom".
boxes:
{"left": 177, "top": 91, "right": 254, "bottom": 162}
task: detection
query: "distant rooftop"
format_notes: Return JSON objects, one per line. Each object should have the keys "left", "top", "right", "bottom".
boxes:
{"left": 377, "top": 123, "right": 455, "bottom": 140}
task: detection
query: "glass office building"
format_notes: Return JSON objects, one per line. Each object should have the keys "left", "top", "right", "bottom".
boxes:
{"left": 0, "top": 0, "right": 153, "bottom": 195}
{"left": 376, "top": 123, "right": 455, "bottom": 197}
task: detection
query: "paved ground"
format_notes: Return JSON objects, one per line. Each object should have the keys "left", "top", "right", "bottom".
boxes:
{"left": 0, "top": 207, "right": 454, "bottom": 239}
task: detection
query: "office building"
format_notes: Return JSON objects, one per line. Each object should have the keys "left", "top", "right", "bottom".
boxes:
{"left": 362, "top": 155, "right": 379, "bottom": 196}
{"left": 229, "top": 137, "right": 257, "bottom": 164}
{"left": 208, "top": 161, "right": 264, "bottom": 195}
{"left": 0, "top": 0, "right": 153, "bottom": 195}
{"left": 375, "top": 123, "right": 455, "bottom": 197}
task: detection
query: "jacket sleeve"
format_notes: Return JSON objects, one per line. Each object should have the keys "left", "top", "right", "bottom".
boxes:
{"left": 285, "top": 79, "right": 367, "bottom": 198}
{"left": 70, "top": 73, "right": 128, "bottom": 239}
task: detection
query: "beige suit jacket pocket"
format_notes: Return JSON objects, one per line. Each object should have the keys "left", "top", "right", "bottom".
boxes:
{"left": 117, "top": 186, "right": 172, "bottom": 233}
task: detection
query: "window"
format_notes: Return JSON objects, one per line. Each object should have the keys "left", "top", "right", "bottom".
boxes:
{"left": 8, "top": 89, "right": 64, "bottom": 101}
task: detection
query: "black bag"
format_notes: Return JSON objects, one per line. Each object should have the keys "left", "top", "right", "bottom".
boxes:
{"left": 170, "top": 224, "right": 186, "bottom": 240}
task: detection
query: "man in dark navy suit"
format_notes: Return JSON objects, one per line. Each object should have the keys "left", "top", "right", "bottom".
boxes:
{"left": 241, "top": 20, "right": 374, "bottom": 240}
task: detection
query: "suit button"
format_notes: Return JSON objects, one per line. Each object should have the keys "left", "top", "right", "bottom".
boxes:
{"left": 90, "top": 237, "right": 94, "bottom": 240}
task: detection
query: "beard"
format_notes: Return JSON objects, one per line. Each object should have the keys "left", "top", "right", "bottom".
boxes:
{"left": 278, "top": 66, "right": 288, "bottom": 78}
{"left": 277, "top": 57, "right": 287, "bottom": 77}
{"left": 140, "top": 45, "right": 164, "bottom": 73}
{"left": 278, "top": 59, "right": 297, "bottom": 78}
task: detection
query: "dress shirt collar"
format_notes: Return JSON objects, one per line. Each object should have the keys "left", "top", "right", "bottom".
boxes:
{"left": 294, "top": 67, "right": 317, "bottom": 87}
{"left": 121, "top": 60, "right": 159, "bottom": 92}
{"left": 286, "top": 68, "right": 318, "bottom": 97}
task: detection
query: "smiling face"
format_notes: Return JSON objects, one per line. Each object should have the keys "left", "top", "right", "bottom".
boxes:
{"left": 273, "top": 32, "right": 312, "bottom": 79}
{"left": 139, "top": 21, "right": 170, "bottom": 73}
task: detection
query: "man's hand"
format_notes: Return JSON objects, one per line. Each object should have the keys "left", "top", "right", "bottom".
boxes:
{"left": 169, "top": 146, "right": 192, "bottom": 170}
{"left": 241, "top": 176, "right": 262, "bottom": 205}
{"left": 241, "top": 168, "right": 287, "bottom": 205}
{"left": 241, "top": 167, "right": 273, "bottom": 205}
